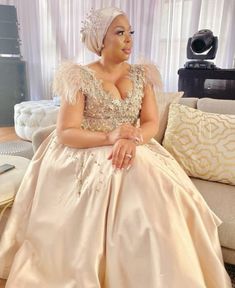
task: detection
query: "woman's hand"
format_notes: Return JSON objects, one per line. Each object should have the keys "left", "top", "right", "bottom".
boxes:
{"left": 107, "top": 139, "right": 136, "bottom": 170}
{"left": 107, "top": 123, "right": 143, "bottom": 145}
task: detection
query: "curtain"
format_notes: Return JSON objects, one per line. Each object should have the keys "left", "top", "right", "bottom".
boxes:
{"left": 0, "top": 0, "right": 234, "bottom": 99}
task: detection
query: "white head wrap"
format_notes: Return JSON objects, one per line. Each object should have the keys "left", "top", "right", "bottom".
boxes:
{"left": 80, "top": 7, "right": 125, "bottom": 56}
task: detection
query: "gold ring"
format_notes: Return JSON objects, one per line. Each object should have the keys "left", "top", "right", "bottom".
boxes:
{"left": 125, "top": 154, "right": 132, "bottom": 159}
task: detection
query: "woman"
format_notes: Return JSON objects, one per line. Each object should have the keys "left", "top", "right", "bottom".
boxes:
{"left": 0, "top": 7, "right": 232, "bottom": 288}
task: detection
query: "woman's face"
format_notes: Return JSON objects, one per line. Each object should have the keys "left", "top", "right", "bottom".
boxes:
{"left": 102, "top": 14, "right": 133, "bottom": 62}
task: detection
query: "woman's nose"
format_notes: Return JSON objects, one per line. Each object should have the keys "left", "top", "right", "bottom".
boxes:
{"left": 125, "top": 33, "right": 131, "bottom": 42}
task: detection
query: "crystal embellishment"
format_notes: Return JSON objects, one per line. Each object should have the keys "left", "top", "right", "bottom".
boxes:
{"left": 80, "top": 8, "right": 103, "bottom": 41}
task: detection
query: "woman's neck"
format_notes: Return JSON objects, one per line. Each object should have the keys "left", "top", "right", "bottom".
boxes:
{"left": 98, "top": 58, "right": 126, "bottom": 74}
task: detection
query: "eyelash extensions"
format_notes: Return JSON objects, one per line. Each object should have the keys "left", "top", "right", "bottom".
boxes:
{"left": 117, "top": 30, "right": 135, "bottom": 36}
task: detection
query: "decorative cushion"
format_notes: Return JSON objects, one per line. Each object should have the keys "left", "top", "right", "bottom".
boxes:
{"left": 14, "top": 100, "right": 59, "bottom": 141}
{"left": 154, "top": 91, "right": 184, "bottom": 143}
{"left": 162, "top": 104, "right": 235, "bottom": 185}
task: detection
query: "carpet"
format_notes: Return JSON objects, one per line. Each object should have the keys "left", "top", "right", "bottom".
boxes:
{"left": 0, "top": 140, "right": 33, "bottom": 159}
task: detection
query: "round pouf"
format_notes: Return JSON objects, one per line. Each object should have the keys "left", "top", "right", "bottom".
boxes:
{"left": 0, "top": 155, "right": 30, "bottom": 234}
{"left": 14, "top": 100, "right": 59, "bottom": 141}
{"left": 0, "top": 140, "right": 34, "bottom": 159}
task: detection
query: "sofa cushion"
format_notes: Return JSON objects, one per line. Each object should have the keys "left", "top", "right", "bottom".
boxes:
{"left": 162, "top": 104, "right": 235, "bottom": 185}
{"left": 179, "top": 97, "right": 198, "bottom": 108}
{"left": 197, "top": 98, "right": 235, "bottom": 115}
{"left": 191, "top": 177, "right": 235, "bottom": 251}
{"left": 154, "top": 91, "right": 184, "bottom": 143}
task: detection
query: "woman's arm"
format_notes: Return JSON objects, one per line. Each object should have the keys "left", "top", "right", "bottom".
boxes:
{"left": 139, "top": 83, "right": 159, "bottom": 144}
{"left": 56, "top": 93, "right": 110, "bottom": 148}
{"left": 56, "top": 91, "right": 141, "bottom": 149}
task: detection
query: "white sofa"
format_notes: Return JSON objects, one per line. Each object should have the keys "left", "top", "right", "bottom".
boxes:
{"left": 175, "top": 97, "right": 235, "bottom": 265}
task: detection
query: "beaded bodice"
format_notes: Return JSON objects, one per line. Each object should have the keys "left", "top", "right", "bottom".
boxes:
{"left": 53, "top": 63, "right": 149, "bottom": 133}
{"left": 78, "top": 65, "right": 145, "bottom": 132}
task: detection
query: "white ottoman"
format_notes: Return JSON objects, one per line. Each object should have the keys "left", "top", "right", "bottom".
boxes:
{"left": 14, "top": 100, "right": 59, "bottom": 141}
{"left": 0, "top": 155, "right": 30, "bottom": 235}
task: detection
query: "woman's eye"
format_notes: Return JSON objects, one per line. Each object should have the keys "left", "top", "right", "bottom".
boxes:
{"left": 117, "top": 31, "right": 125, "bottom": 36}
{"left": 116, "top": 30, "right": 135, "bottom": 36}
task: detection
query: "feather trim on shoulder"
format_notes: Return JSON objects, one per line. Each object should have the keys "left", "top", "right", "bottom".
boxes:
{"left": 137, "top": 58, "right": 163, "bottom": 92}
{"left": 53, "top": 61, "right": 83, "bottom": 105}
{"left": 143, "top": 63, "right": 163, "bottom": 92}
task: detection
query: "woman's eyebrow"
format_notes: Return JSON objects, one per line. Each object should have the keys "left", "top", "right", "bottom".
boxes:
{"left": 114, "top": 25, "right": 132, "bottom": 30}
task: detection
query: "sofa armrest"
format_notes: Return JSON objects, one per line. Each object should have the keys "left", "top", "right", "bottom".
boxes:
{"left": 32, "top": 125, "right": 56, "bottom": 152}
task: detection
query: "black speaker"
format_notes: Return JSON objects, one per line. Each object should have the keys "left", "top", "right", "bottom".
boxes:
{"left": 0, "top": 59, "right": 28, "bottom": 126}
{"left": 0, "top": 5, "right": 27, "bottom": 126}
{"left": 0, "top": 5, "right": 20, "bottom": 57}
{"left": 0, "top": 39, "right": 20, "bottom": 55}
{"left": 0, "top": 4, "right": 17, "bottom": 22}
{"left": 0, "top": 21, "right": 19, "bottom": 38}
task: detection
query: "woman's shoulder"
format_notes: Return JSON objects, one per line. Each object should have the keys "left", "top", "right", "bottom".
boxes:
{"left": 84, "top": 61, "right": 99, "bottom": 70}
{"left": 53, "top": 61, "right": 89, "bottom": 104}
{"left": 53, "top": 61, "right": 94, "bottom": 88}
{"left": 54, "top": 61, "right": 87, "bottom": 77}
{"left": 132, "top": 61, "right": 163, "bottom": 91}
{"left": 131, "top": 62, "right": 158, "bottom": 73}
{"left": 130, "top": 63, "right": 157, "bottom": 76}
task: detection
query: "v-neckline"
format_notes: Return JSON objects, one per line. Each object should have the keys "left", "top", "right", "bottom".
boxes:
{"left": 82, "top": 65, "right": 135, "bottom": 102}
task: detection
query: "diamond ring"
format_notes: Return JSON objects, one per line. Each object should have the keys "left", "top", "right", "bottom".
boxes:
{"left": 125, "top": 154, "right": 132, "bottom": 159}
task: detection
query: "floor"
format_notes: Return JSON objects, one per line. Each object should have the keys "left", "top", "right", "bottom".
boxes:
{"left": 0, "top": 127, "right": 19, "bottom": 143}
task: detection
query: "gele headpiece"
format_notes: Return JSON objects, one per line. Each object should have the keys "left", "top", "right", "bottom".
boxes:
{"left": 80, "top": 7, "right": 125, "bottom": 56}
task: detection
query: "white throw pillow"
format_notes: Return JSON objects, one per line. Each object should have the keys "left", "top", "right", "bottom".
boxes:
{"left": 162, "top": 103, "right": 235, "bottom": 185}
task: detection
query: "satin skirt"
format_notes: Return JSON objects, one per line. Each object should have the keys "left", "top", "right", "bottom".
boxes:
{"left": 0, "top": 132, "right": 232, "bottom": 287}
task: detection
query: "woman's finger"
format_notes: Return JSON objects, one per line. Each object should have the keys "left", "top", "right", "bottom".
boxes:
{"left": 122, "top": 152, "right": 132, "bottom": 169}
{"left": 115, "top": 147, "right": 127, "bottom": 169}
{"left": 129, "top": 149, "right": 136, "bottom": 166}
{"left": 112, "top": 145, "right": 122, "bottom": 168}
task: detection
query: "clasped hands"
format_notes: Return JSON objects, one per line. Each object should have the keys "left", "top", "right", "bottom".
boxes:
{"left": 107, "top": 123, "right": 143, "bottom": 170}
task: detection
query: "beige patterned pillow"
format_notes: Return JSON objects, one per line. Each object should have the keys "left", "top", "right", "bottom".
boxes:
{"left": 162, "top": 104, "right": 235, "bottom": 185}
{"left": 154, "top": 91, "right": 184, "bottom": 143}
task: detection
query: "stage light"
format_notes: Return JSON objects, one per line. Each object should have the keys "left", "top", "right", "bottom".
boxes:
{"left": 185, "top": 29, "right": 218, "bottom": 69}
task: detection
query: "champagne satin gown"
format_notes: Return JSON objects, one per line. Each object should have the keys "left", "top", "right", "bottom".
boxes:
{"left": 0, "top": 63, "right": 232, "bottom": 287}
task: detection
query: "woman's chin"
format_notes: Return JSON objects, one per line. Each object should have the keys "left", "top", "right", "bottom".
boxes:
{"left": 114, "top": 52, "right": 131, "bottom": 63}
{"left": 121, "top": 53, "right": 131, "bottom": 61}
